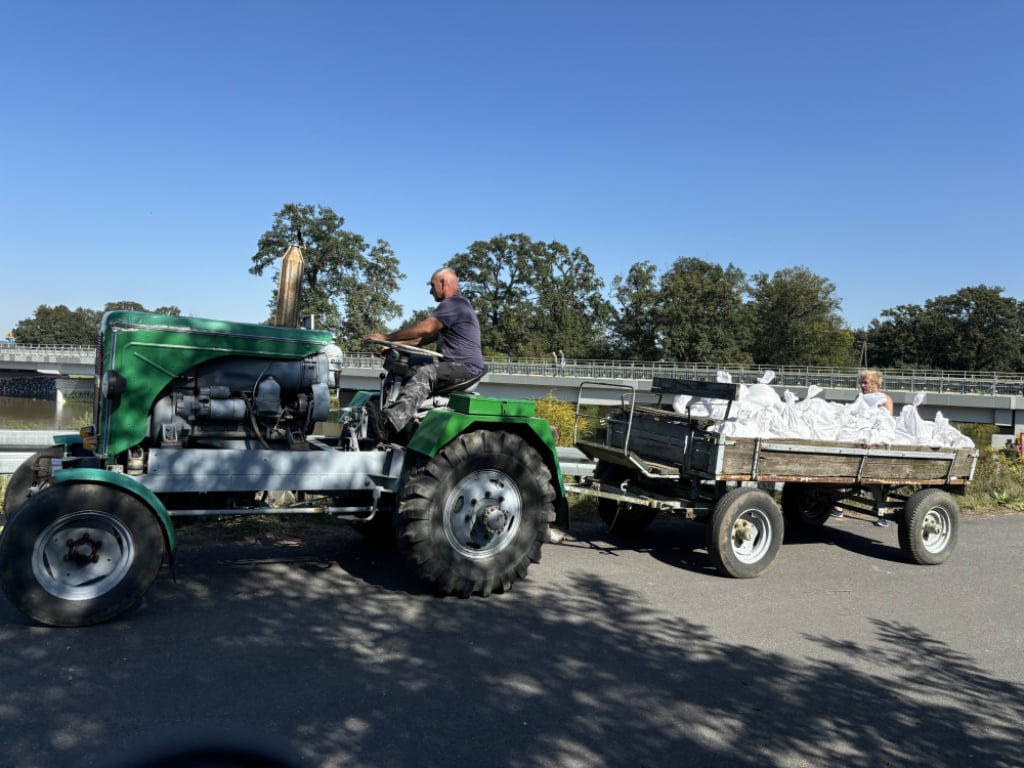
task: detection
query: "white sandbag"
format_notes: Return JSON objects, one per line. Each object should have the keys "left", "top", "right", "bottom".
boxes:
{"left": 706, "top": 383, "right": 973, "bottom": 449}
{"left": 743, "top": 383, "right": 781, "bottom": 407}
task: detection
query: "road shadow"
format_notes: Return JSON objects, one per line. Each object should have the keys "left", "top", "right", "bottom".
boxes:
{"left": 560, "top": 515, "right": 721, "bottom": 577}
{"left": 0, "top": 520, "right": 1021, "bottom": 768}
{"left": 563, "top": 509, "right": 908, "bottom": 580}
{"left": 782, "top": 515, "right": 909, "bottom": 565}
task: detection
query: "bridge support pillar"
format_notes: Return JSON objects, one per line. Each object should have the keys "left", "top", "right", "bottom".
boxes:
{"left": 55, "top": 377, "right": 93, "bottom": 406}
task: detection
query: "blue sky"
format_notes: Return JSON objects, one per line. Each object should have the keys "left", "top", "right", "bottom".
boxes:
{"left": 2, "top": 1, "right": 1020, "bottom": 342}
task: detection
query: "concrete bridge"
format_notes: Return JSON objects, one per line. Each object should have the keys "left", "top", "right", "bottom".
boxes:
{"left": 2, "top": 344, "right": 1023, "bottom": 438}
{"left": 0, "top": 343, "right": 96, "bottom": 376}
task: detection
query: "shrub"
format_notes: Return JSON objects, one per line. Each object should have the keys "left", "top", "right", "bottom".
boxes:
{"left": 957, "top": 423, "right": 999, "bottom": 447}
{"left": 964, "top": 444, "right": 1024, "bottom": 512}
{"left": 534, "top": 393, "right": 593, "bottom": 447}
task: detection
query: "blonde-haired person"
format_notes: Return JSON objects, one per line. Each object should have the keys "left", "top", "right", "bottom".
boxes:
{"left": 858, "top": 369, "right": 893, "bottom": 415}
{"left": 830, "top": 369, "right": 895, "bottom": 526}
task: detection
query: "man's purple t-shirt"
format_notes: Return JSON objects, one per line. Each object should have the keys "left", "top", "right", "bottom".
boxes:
{"left": 432, "top": 294, "right": 485, "bottom": 376}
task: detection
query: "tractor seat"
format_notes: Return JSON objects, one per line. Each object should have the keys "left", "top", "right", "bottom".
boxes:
{"left": 434, "top": 368, "right": 487, "bottom": 396}
{"left": 422, "top": 369, "right": 488, "bottom": 410}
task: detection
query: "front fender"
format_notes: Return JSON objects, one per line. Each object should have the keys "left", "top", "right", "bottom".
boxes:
{"left": 51, "top": 468, "right": 176, "bottom": 554}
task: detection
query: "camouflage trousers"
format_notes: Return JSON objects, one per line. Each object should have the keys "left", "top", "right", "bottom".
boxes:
{"left": 383, "top": 361, "right": 474, "bottom": 433}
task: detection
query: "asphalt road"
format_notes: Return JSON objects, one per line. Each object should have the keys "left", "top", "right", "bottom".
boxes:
{"left": 1, "top": 510, "right": 1022, "bottom": 768}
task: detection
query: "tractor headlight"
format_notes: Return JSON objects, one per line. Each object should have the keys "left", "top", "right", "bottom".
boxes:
{"left": 101, "top": 370, "right": 127, "bottom": 399}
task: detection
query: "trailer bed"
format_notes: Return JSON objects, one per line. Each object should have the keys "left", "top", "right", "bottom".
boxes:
{"left": 569, "top": 377, "right": 974, "bottom": 578}
{"left": 577, "top": 378, "right": 977, "bottom": 488}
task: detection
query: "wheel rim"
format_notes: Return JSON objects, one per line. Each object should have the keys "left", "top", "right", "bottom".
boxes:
{"left": 32, "top": 511, "right": 135, "bottom": 600}
{"left": 919, "top": 505, "right": 952, "bottom": 554}
{"left": 442, "top": 469, "right": 523, "bottom": 559}
{"left": 730, "top": 508, "right": 774, "bottom": 564}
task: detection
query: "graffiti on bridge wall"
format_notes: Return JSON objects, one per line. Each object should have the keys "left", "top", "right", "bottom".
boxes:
{"left": 0, "top": 377, "right": 58, "bottom": 401}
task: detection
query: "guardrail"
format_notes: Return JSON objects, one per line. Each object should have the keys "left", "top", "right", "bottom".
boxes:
{"left": 3, "top": 344, "right": 1024, "bottom": 394}
{"left": 0, "top": 430, "right": 64, "bottom": 474}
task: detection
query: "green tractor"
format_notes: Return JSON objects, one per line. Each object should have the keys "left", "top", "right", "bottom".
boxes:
{"left": 0, "top": 258, "right": 565, "bottom": 627}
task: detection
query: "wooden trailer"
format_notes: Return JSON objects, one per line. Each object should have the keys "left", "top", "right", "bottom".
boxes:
{"left": 568, "top": 378, "right": 978, "bottom": 578}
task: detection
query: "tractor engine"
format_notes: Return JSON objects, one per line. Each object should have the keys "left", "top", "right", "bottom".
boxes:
{"left": 147, "top": 346, "right": 343, "bottom": 449}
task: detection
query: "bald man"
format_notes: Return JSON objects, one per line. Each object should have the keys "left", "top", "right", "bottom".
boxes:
{"left": 364, "top": 267, "right": 485, "bottom": 441}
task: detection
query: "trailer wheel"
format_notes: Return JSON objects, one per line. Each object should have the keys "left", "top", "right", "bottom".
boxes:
{"left": 596, "top": 463, "right": 658, "bottom": 534}
{"left": 780, "top": 483, "right": 837, "bottom": 528}
{"left": 0, "top": 483, "right": 165, "bottom": 627}
{"left": 898, "top": 488, "right": 959, "bottom": 565}
{"left": 707, "top": 487, "right": 783, "bottom": 578}
{"left": 2, "top": 446, "right": 65, "bottom": 521}
{"left": 396, "top": 431, "right": 556, "bottom": 597}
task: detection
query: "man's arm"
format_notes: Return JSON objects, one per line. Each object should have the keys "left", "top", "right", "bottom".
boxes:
{"left": 366, "top": 315, "right": 444, "bottom": 346}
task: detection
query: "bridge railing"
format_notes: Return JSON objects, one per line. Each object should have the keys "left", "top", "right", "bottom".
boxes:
{"left": 0, "top": 343, "right": 97, "bottom": 358}
{"left": 3, "top": 346, "right": 1024, "bottom": 396}
{"left": 350, "top": 354, "right": 1024, "bottom": 395}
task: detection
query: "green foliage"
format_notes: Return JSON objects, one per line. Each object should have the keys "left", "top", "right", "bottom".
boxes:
{"left": 964, "top": 445, "right": 1024, "bottom": 512}
{"left": 531, "top": 241, "right": 612, "bottom": 359}
{"left": 607, "top": 259, "right": 857, "bottom": 367}
{"left": 103, "top": 301, "right": 181, "bottom": 316}
{"left": 11, "top": 210, "right": 1022, "bottom": 374}
{"left": 609, "top": 261, "right": 662, "bottom": 359}
{"left": 12, "top": 305, "right": 99, "bottom": 345}
{"left": 249, "top": 203, "right": 405, "bottom": 346}
{"left": 867, "top": 285, "right": 1023, "bottom": 371}
{"left": 747, "top": 267, "right": 855, "bottom": 367}
{"left": 12, "top": 301, "right": 180, "bottom": 345}
{"left": 658, "top": 258, "right": 752, "bottom": 363}
{"left": 534, "top": 393, "right": 592, "bottom": 447}
{"left": 957, "top": 422, "right": 998, "bottom": 447}
{"left": 448, "top": 234, "right": 612, "bottom": 359}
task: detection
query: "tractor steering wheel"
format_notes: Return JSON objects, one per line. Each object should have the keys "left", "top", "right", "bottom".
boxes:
{"left": 365, "top": 338, "right": 444, "bottom": 359}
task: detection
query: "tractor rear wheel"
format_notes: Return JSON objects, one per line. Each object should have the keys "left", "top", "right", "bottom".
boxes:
{"left": 396, "top": 431, "right": 555, "bottom": 597}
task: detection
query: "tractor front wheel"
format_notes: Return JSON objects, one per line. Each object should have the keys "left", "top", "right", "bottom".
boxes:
{"left": 0, "top": 483, "right": 165, "bottom": 627}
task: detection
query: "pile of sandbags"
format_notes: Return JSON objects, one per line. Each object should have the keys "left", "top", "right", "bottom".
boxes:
{"left": 672, "top": 372, "right": 974, "bottom": 449}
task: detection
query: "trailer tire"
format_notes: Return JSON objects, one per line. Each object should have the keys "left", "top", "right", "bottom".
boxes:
{"left": 707, "top": 487, "right": 783, "bottom": 579}
{"left": 2, "top": 446, "right": 65, "bottom": 521}
{"left": 396, "top": 431, "right": 555, "bottom": 597}
{"left": 596, "top": 463, "right": 658, "bottom": 534}
{"left": 0, "top": 483, "right": 165, "bottom": 627}
{"left": 781, "top": 483, "right": 837, "bottom": 528}
{"left": 898, "top": 488, "right": 959, "bottom": 565}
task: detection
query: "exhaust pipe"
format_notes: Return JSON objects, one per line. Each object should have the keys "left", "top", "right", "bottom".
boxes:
{"left": 274, "top": 244, "right": 305, "bottom": 328}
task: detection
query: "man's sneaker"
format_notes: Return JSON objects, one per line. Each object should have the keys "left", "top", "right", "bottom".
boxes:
{"left": 830, "top": 509, "right": 844, "bottom": 518}
{"left": 365, "top": 401, "right": 393, "bottom": 443}
{"left": 874, "top": 517, "right": 890, "bottom": 528}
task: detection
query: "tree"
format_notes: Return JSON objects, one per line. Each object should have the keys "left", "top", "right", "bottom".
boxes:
{"left": 747, "top": 267, "right": 854, "bottom": 366}
{"left": 11, "top": 302, "right": 183, "bottom": 346}
{"left": 925, "top": 286, "right": 1022, "bottom": 371}
{"left": 865, "top": 304, "right": 927, "bottom": 369}
{"left": 102, "top": 301, "right": 181, "bottom": 316}
{"left": 249, "top": 203, "right": 405, "bottom": 345}
{"left": 448, "top": 233, "right": 611, "bottom": 358}
{"left": 609, "top": 261, "right": 662, "bottom": 360}
{"left": 657, "top": 257, "right": 752, "bottom": 363}
{"left": 447, "top": 234, "right": 538, "bottom": 356}
{"left": 868, "top": 286, "right": 1023, "bottom": 372}
{"left": 12, "top": 306, "right": 99, "bottom": 345}
{"left": 529, "top": 242, "right": 612, "bottom": 359}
